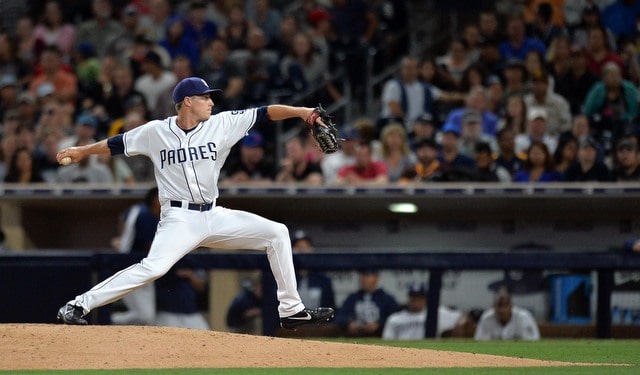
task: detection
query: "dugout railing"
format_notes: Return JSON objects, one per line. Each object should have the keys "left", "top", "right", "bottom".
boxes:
{"left": 1, "top": 250, "right": 639, "bottom": 338}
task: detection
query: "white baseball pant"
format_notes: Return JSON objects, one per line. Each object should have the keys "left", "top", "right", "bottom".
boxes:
{"left": 69, "top": 205, "right": 305, "bottom": 318}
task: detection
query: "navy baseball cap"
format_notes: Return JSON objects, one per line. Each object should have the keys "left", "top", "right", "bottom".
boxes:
{"left": 241, "top": 131, "right": 264, "bottom": 148}
{"left": 408, "top": 282, "right": 427, "bottom": 297}
{"left": 172, "top": 77, "right": 222, "bottom": 104}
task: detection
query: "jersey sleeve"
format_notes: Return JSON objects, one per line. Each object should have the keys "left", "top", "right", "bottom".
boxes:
{"left": 122, "top": 120, "right": 158, "bottom": 157}
{"left": 217, "top": 107, "right": 268, "bottom": 148}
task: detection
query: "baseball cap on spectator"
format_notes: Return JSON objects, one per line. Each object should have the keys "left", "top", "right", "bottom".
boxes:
{"left": 76, "top": 114, "right": 98, "bottom": 129}
{"left": 143, "top": 50, "right": 162, "bottom": 66}
{"left": 415, "top": 112, "right": 435, "bottom": 124}
{"left": 414, "top": 137, "right": 440, "bottom": 151}
{"left": 292, "top": 229, "right": 312, "bottom": 246}
{"left": 123, "top": 4, "right": 138, "bottom": 16}
{"left": 486, "top": 74, "right": 501, "bottom": 86}
{"left": 441, "top": 122, "right": 461, "bottom": 136}
{"left": 308, "top": 7, "right": 331, "bottom": 25}
{"left": 408, "top": 282, "right": 427, "bottom": 297}
{"left": 172, "top": 77, "right": 222, "bottom": 104}
{"left": 241, "top": 131, "right": 264, "bottom": 148}
{"left": 18, "top": 92, "right": 35, "bottom": 104}
{"left": 37, "top": 82, "right": 55, "bottom": 98}
{"left": 617, "top": 138, "right": 637, "bottom": 151}
{"left": 579, "top": 136, "right": 599, "bottom": 149}
{"left": 527, "top": 107, "right": 547, "bottom": 121}
{"left": 0, "top": 74, "right": 17, "bottom": 89}
{"left": 340, "top": 126, "right": 359, "bottom": 140}
{"left": 462, "top": 109, "right": 482, "bottom": 125}
{"left": 475, "top": 141, "right": 493, "bottom": 154}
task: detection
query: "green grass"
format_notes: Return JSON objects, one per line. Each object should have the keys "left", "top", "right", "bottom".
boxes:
{"left": 2, "top": 339, "right": 639, "bottom": 374}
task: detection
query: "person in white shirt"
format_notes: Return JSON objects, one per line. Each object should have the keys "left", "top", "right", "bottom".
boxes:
{"left": 515, "top": 107, "right": 558, "bottom": 155}
{"left": 321, "top": 126, "right": 358, "bottom": 184}
{"left": 382, "top": 283, "right": 464, "bottom": 340}
{"left": 474, "top": 288, "right": 540, "bottom": 341}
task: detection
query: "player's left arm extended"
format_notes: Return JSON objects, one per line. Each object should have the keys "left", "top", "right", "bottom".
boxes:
{"left": 56, "top": 139, "right": 111, "bottom": 164}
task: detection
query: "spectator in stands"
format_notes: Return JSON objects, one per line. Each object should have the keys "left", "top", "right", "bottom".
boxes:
{"left": 275, "top": 134, "right": 323, "bottom": 185}
{"left": 222, "top": 5, "right": 251, "bottom": 51}
{"left": 134, "top": 50, "right": 177, "bottom": 116}
{"left": 553, "top": 133, "right": 579, "bottom": 175}
{"left": 474, "top": 141, "right": 511, "bottom": 183}
{"left": 378, "top": 123, "right": 415, "bottom": 183}
{"left": 474, "top": 288, "right": 540, "bottom": 341}
{"left": 565, "top": 136, "right": 612, "bottom": 181}
{"left": 183, "top": 0, "right": 219, "bottom": 51}
{"left": 379, "top": 56, "right": 434, "bottom": 131}
{"left": 59, "top": 114, "right": 98, "bottom": 151}
{"left": 461, "top": 23, "right": 482, "bottom": 63}
{"left": 514, "top": 141, "right": 563, "bottom": 182}
{"left": 547, "top": 34, "right": 572, "bottom": 81}
{"left": 555, "top": 46, "right": 598, "bottom": 116}
{"left": 0, "top": 74, "right": 18, "bottom": 121}
{"left": 498, "top": 93, "right": 528, "bottom": 134}
{"left": 571, "top": 4, "right": 617, "bottom": 52}
{"left": 98, "top": 152, "right": 136, "bottom": 185}
{"left": 222, "top": 130, "right": 275, "bottom": 185}
{"left": 499, "top": 15, "right": 546, "bottom": 62}
{"left": 383, "top": 282, "right": 465, "bottom": 340}
{"left": 160, "top": 16, "right": 201, "bottom": 69}
{"left": 613, "top": 136, "right": 640, "bottom": 181}
{"left": 408, "top": 113, "right": 438, "bottom": 149}
{"left": 229, "top": 27, "right": 278, "bottom": 107}
{"left": 227, "top": 275, "right": 263, "bottom": 335}
{"left": 247, "top": 0, "right": 282, "bottom": 45}
{"left": 442, "top": 86, "right": 499, "bottom": 137}
{"left": 436, "top": 38, "right": 472, "bottom": 88}
{"left": 530, "top": 2, "right": 565, "bottom": 47}
{"left": 436, "top": 124, "right": 476, "bottom": 182}
{"left": 110, "top": 187, "right": 160, "bottom": 326}
{"left": 515, "top": 107, "right": 558, "bottom": 155}
{"left": 600, "top": 0, "right": 640, "bottom": 41}
{"left": 104, "top": 64, "right": 147, "bottom": 121}
{"left": 583, "top": 62, "right": 638, "bottom": 149}
{"left": 585, "top": 26, "right": 624, "bottom": 77}
{"left": 198, "top": 38, "right": 244, "bottom": 112}
{"left": 321, "top": 126, "right": 358, "bottom": 185}
{"left": 29, "top": 45, "right": 78, "bottom": 107}
{"left": 34, "top": 100, "right": 72, "bottom": 142}
{"left": 335, "top": 269, "right": 399, "bottom": 337}
{"left": 478, "top": 11, "right": 502, "bottom": 45}
{"left": 371, "top": 0, "right": 409, "bottom": 65}
{"left": 398, "top": 138, "right": 441, "bottom": 183}
{"left": 619, "top": 38, "right": 640, "bottom": 87}
{"left": 524, "top": 69, "right": 571, "bottom": 136}
{"left": 153, "top": 55, "right": 194, "bottom": 119}
{"left": 501, "top": 59, "right": 530, "bottom": 105}
{"left": 76, "top": 0, "right": 124, "bottom": 58}
{"left": 570, "top": 114, "right": 592, "bottom": 143}
{"left": 458, "top": 110, "right": 497, "bottom": 159}
{"left": 291, "top": 230, "right": 335, "bottom": 309}
{"left": 138, "top": 0, "right": 173, "bottom": 42}
{"left": 105, "top": 4, "right": 142, "bottom": 59}
{"left": 33, "top": 0, "right": 76, "bottom": 58}
{"left": 458, "top": 63, "right": 489, "bottom": 94}
{"left": 4, "top": 147, "right": 44, "bottom": 184}
{"left": 56, "top": 139, "right": 114, "bottom": 183}
{"left": 334, "top": 142, "right": 389, "bottom": 185}
{"left": 15, "top": 16, "right": 36, "bottom": 71}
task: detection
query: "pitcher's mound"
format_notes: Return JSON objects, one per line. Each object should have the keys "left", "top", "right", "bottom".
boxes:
{"left": 1, "top": 324, "right": 580, "bottom": 370}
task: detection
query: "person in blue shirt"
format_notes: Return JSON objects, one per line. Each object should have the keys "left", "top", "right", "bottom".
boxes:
{"left": 499, "top": 15, "right": 546, "bottom": 62}
{"left": 435, "top": 124, "right": 477, "bottom": 182}
{"left": 514, "top": 141, "right": 563, "bottom": 182}
{"left": 335, "top": 269, "right": 400, "bottom": 337}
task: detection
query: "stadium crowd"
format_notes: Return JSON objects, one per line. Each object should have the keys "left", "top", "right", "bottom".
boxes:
{"left": 1, "top": 0, "right": 640, "bottom": 185}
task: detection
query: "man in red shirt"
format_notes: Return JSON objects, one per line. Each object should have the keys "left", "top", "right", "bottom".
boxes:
{"left": 335, "top": 142, "right": 389, "bottom": 185}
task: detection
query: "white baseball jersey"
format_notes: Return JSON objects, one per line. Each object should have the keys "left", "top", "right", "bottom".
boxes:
{"left": 474, "top": 306, "right": 541, "bottom": 341}
{"left": 382, "top": 306, "right": 463, "bottom": 340}
{"left": 122, "top": 109, "right": 259, "bottom": 205}
{"left": 69, "top": 107, "right": 305, "bottom": 319}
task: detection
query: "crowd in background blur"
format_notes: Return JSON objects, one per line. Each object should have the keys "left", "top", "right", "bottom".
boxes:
{"left": 2, "top": 0, "right": 640, "bottom": 186}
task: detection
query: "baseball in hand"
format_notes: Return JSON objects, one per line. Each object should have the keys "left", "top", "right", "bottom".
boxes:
{"left": 60, "top": 157, "right": 72, "bottom": 166}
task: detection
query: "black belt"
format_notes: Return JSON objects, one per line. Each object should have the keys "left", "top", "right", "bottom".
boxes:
{"left": 170, "top": 200, "right": 213, "bottom": 212}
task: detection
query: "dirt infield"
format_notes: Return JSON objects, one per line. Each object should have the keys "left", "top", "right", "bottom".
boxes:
{"left": 0, "top": 324, "right": 585, "bottom": 370}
